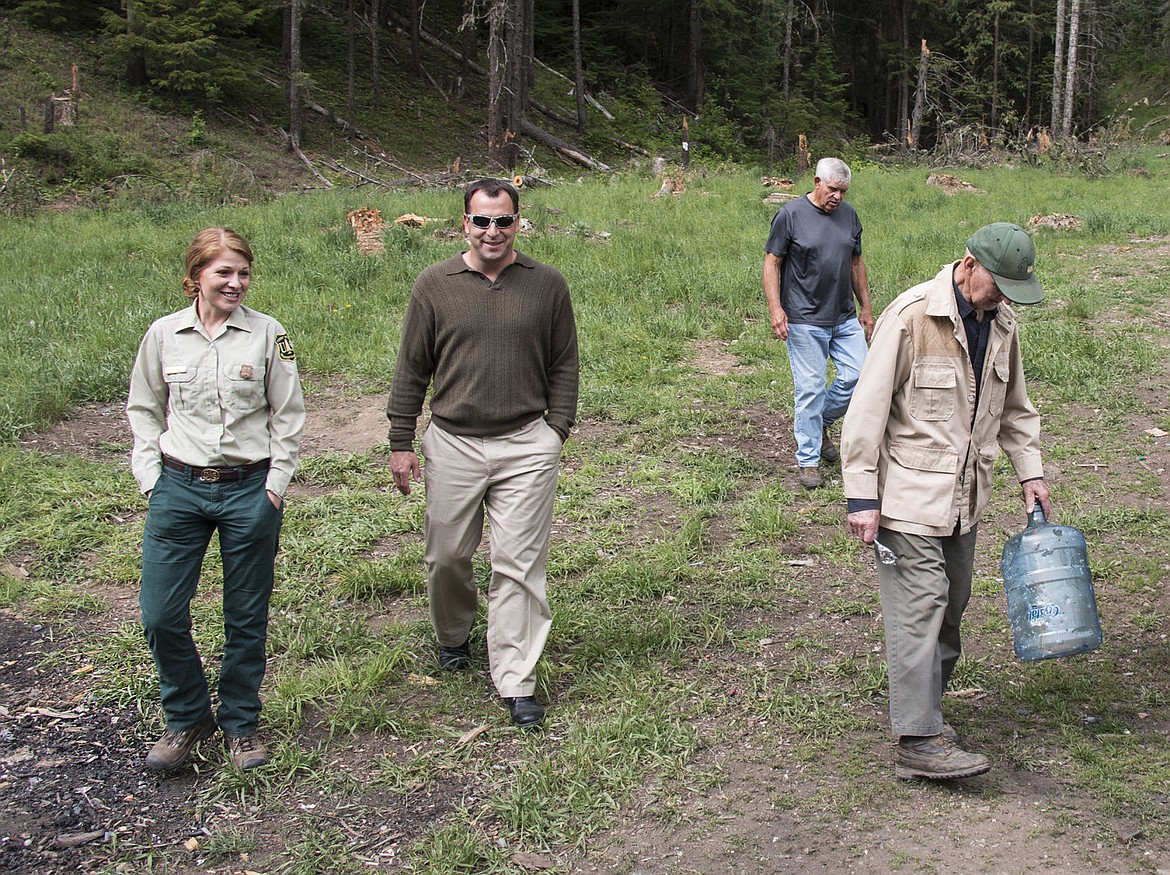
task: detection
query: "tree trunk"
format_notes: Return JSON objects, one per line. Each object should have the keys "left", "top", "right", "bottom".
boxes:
{"left": 687, "top": 0, "right": 703, "bottom": 112}
{"left": 487, "top": 0, "right": 507, "bottom": 169}
{"left": 1084, "top": 0, "right": 1099, "bottom": 123}
{"left": 1051, "top": 0, "right": 1066, "bottom": 134}
{"left": 523, "top": 0, "right": 535, "bottom": 101}
{"left": 410, "top": 0, "right": 422, "bottom": 76}
{"left": 289, "top": 0, "right": 302, "bottom": 151}
{"left": 572, "top": 0, "right": 586, "bottom": 135}
{"left": 346, "top": 0, "right": 356, "bottom": 130}
{"left": 1024, "top": 0, "right": 1034, "bottom": 128}
{"left": 520, "top": 119, "right": 611, "bottom": 171}
{"left": 991, "top": 8, "right": 1000, "bottom": 132}
{"left": 371, "top": 0, "right": 381, "bottom": 111}
{"left": 460, "top": 0, "right": 476, "bottom": 80}
{"left": 1061, "top": 0, "right": 1082, "bottom": 137}
{"left": 125, "top": 0, "right": 147, "bottom": 88}
{"left": 910, "top": 39, "right": 928, "bottom": 149}
{"left": 503, "top": 0, "right": 524, "bottom": 168}
{"left": 898, "top": 0, "right": 909, "bottom": 147}
{"left": 782, "top": 0, "right": 793, "bottom": 99}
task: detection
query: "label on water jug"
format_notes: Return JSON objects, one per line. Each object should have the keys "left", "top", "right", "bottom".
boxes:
{"left": 1028, "top": 604, "right": 1060, "bottom": 622}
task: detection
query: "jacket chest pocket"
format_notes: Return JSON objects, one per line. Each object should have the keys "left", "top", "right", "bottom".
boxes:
{"left": 909, "top": 362, "right": 957, "bottom": 421}
{"left": 163, "top": 366, "right": 198, "bottom": 410}
{"left": 985, "top": 355, "right": 1010, "bottom": 416}
{"left": 225, "top": 361, "right": 266, "bottom": 412}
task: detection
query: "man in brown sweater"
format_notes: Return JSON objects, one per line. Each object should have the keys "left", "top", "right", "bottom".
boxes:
{"left": 387, "top": 178, "right": 579, "bottom": 728}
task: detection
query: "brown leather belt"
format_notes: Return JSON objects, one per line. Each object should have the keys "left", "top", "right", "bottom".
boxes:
{"left": 162, "top": 455, "right": 270, "bottom": 483}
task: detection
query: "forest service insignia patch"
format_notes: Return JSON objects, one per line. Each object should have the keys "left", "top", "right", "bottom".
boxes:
{"left": 275, "top": 334, "right": 296, "bottom": 361}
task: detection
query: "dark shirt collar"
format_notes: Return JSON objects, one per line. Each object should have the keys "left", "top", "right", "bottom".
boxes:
{"left": 952, "top": 277, "right": 996, "bottom": 322}
{"left": 444, "top": 250, "right": 535, "bottom": 276}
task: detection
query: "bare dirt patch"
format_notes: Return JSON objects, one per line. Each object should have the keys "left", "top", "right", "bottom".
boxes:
{"left": 19, "top": 389, "right": 391, "bottom": 464}
{"left": 684, "top": 339, "right": 755, "bottom": 378}
{"left": 0, "top": 621, "right": 206, "bottom": 874}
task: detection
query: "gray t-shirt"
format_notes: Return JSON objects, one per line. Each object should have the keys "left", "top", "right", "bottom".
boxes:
{"left": 765, "top": 194, "right": 863, "bottom": 327}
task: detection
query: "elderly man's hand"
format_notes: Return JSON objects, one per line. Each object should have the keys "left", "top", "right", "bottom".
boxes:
{"left": 770, "top": 307, "right": 790, "bottom": 341}
{"left": 846, "top": 509, "right": 880, "bottom": 544}
{"left": 858, "top": 307, "right": 875, "bottom": 342}
{"left": 1022, "top": 478, "right": 1052, "bottom": 519}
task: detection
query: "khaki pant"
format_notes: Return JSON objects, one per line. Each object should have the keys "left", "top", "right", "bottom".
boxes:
{"left": 420, "top": 418, "right": 563, "bottom": 697}
{"left": 876, "top": 525, "right": 977, "bottom": 738}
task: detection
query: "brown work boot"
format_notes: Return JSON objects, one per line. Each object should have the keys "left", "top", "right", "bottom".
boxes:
{"left": 820, "top": 427, "right": 839, "bottom": 463}
{"left": 798, "top": 466, "right": 823, "bottom": 490}
{"left": 895, "top": 734, "right": 990, "bottom": 780}
{"left": 144, "top": 713, "right": 218, "bottom": 772}
{"left": 226, "top": 734, "right": 269, "bottom": 770}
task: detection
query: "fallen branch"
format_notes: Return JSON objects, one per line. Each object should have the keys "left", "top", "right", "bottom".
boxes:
{"left": 530, "top": 98, "right": 577, "bottom": 129}
{"left": 612, "top": 138, "right": 651, "bottom": 157}
{"left": 351, "top": 145, "right": 428, "bottom": 183}
{"left": 385, "top": 8, "right": 480, "bottom": 73}
{"left": 291, "top": 140, "right": 333, "bottom": 187}
{"left": 1139, "top": 114, "right": 1170, "bottom": 135}
{"left": 261, "top": 72, "right": 364, "bottom": 138}
{"left": 326, "top": 159, "right": 392, "bottom": 187}
{"left": 533, "top": 57, "right": 614, "bottom": 119}
{"left": 520, "top": 120, "right": 611, "bottom": 171}
{"left": 384, "top": 9, "right": 616, "bottom": 170}
{"left": 418, "top": 62, "right": 448, "bottom": 103}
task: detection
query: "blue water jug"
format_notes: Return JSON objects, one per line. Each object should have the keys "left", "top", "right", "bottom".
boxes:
{"left": 1001, "top": 506, "right": 1102, "bottom": 661}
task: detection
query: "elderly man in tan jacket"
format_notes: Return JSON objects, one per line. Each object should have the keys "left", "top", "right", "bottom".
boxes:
{"left": 842, "top": 223, "right": 1052, "bottom": 781}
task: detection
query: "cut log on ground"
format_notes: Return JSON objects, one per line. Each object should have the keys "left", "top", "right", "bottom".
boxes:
{"left": 520, "top": 120, "right": 611, "bottom": 172}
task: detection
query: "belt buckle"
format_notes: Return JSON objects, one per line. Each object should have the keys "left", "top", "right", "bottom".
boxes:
{"left": 198, "top": 468, "right": 221, "bottom": 483}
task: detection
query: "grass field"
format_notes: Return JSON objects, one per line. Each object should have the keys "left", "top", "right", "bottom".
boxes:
{"left": 1, "top": 158, "right": 1169, "bottom": 873}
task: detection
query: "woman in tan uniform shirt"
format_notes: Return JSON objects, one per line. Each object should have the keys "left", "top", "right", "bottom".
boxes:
{"left": 127, "top": 227, "right": 304, "bottom": 772}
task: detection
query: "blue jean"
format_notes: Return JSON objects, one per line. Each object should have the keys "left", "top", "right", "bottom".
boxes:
{"left": 785, "top": 319, "right": 868, "bottom": 466}
{"left": 140, "top": 467, "right": 283, "bottom": 737}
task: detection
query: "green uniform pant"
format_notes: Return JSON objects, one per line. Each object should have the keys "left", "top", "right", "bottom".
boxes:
{"left": 139, "top": 467, "right": 283, "bottom": 737}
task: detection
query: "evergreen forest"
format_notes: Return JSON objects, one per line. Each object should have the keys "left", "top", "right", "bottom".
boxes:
{"left": 3, "top": 0, "right": 1170, "bottom": 200}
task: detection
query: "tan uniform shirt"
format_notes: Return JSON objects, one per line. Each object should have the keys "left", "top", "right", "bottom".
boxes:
{"left": 842, "top": 264, "right": 1043, "bottom": 537}
{"left": 127, "top": 303, "right": 305, "bottom": 496}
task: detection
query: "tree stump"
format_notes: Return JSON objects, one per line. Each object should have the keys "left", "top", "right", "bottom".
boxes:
{"left": 347, "top": 207, "right": 385, "bottom": 255}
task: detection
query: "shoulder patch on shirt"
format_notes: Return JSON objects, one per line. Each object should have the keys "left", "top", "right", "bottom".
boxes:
{"left": 275, "top": 333, "right": 296, "bottom": 362}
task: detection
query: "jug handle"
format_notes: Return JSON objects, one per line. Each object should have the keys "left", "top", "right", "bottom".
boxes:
{"left": 1027, "top": 505, "right": 1047, "bottom": 527}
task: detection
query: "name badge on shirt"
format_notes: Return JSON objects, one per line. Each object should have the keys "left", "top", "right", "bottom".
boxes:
{"left": 164, "top": 365, "right": 188, "bottom": 377}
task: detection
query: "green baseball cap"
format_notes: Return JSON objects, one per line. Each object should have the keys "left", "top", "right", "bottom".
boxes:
{"left": 966, "top": 222, "right": 1044, "bottom": 304}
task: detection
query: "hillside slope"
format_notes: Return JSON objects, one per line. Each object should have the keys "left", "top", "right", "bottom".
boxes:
{"left": 0, "top": 17, "right": 618, "bottom": 212}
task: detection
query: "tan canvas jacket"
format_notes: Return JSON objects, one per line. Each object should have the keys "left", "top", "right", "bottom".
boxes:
{"left": 841, "top": 263, "right": 1044, "bottom": 537}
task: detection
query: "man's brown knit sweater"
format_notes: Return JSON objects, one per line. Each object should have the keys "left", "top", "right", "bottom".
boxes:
{"left": 387, "top": 251, "right": 579, "bottom": 450}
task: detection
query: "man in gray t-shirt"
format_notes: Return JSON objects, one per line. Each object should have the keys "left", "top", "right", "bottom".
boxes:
{"left": 763, "top": 157, "right": 874, "bottom": 489}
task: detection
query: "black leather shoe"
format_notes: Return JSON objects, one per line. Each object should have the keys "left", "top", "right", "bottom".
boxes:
{"left": 504, "top": 696, "right": 545, "bottom": 728}
{"left": 438, "top": 639, "right": 471, "bottom": 671}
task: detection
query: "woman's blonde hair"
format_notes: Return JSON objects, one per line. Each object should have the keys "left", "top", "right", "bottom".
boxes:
{"left": 181, "top": 227, "right": 254, "bottom": 299}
